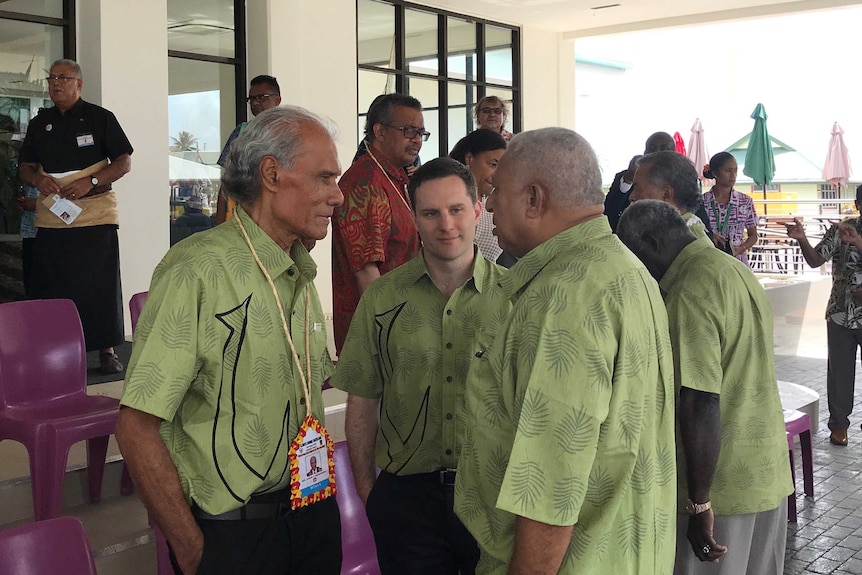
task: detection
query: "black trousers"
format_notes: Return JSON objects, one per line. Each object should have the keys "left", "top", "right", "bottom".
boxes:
{"left": 170, "top": 497, "right": 342, "bottom": 575}
{"left": 826, "top": 319, "right": 862, "bottom": 430}
{"left": 365, "top": 471, "right": 479, "bottom": 575}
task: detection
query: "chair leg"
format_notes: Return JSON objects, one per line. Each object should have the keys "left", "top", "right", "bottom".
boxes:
{"left": 86, "top": 435, "right": 110, "bottom": 504}
{"left": 29, "top": 441, "right": 72, "bottom": 520}
{"left": 787, "top": 448, "right": 797, "bottom": 522}
{"left": 800, "top": 429, "right": 814, "bottom": 497}
{"left": 120, "top": 463, "right": 135, "bottom": 496}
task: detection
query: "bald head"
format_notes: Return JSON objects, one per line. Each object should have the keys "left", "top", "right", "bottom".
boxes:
{"left": 504, "top": 127, "right": 603, "bottom": 208}
{"left": 644, "top": 132, "right": 675, "bottom": 154}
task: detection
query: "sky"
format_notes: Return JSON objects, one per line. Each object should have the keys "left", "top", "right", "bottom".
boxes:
{"left": 574, "top": 5, "right": 861, "bottom": 186}
{"left": 168, "top": 90, "right": 221, "bottom": 154}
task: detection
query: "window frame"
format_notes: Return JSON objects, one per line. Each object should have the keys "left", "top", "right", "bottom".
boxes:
{"left": 356, "top": 0, "right": 521, "bottom": 157}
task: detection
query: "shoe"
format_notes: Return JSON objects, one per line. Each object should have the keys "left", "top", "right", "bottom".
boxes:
{"left": 830, "top": 428, "right": 848, "bottom": 446}
{"left": 99, "top": 352, "right": 124, "bottom": 375}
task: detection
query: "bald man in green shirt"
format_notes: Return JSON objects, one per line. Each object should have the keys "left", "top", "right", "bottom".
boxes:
{"left": 455, "top": 128, "right": 677, "bottom": 575}
{"left": 334, "top": 157, "right": 510, "bottom": 574}
{"left": 618, "top": 200, "right": 792, "bottom": 575}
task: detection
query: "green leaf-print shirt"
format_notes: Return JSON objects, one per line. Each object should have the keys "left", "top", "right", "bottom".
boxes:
{"left": 121, "top": 207, "right": 334, "bottom": 515}
{"left": 455, "top": 217, "right": 678, "bottom": 574}
{"left": 659, "top": 240, "right": 793, "bottom": 515}
{"left": 333, "top": 250, "right": 510, "bottom": 473}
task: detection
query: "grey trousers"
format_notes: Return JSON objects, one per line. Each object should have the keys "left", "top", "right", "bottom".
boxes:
{"left": 826, "top": 319, "right": 862, "bottom": 430}
{"left": 674, "top": 498, "right": 787, "bottom": 575}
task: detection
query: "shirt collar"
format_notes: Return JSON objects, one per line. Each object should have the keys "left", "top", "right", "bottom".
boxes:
{"left": 659, "top": 239, "right": 711, "bottom": 294}
{"left": 499, "top": 216, "right": 611, "bottom": 298}
{"left": 53, "top": 97, "right": 85, "bottom": 118}
{"left": 405, "top": 246, "right": 491, "bottom": 293}
{"left": 365, "top": 142, "right": 410, "bottom": 188}
{"left": 233, "top": 206, "right": 317, "bottom": 283}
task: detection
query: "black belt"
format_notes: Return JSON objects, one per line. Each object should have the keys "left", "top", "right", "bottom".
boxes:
{"left": 191, "top": 489, "right": 294, "bottom": 521}
{"left": 388, "top": 468, "right": 457, "bottom": 486}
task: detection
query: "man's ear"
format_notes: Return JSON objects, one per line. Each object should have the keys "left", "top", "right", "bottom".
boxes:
{"left": 526, "top": 183, "right": 547, "bottom": 218}
{"left": 372, "top": 123, "right": 386, "bottom": 143}
{"left": 259, "top": 156, "right": 279, "bottom": 192}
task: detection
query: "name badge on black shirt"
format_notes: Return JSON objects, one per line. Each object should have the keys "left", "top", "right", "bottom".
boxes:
{"left": 76, "top": 134, "right": 94, "bottom": 147}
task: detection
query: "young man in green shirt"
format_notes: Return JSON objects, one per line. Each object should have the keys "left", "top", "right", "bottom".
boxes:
{"left": 334, "top": 157, "right": 510, "bottom": 574}
{"left": 618, "top": 200, "right": 792, "bottom": 575}
{"left": 117, "top": 107, "right": 343, "bottom": 575}
{"left": 455, "top": 128, "right": 677, "bottom": 575}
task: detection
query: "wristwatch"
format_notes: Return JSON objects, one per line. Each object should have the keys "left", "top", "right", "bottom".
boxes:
{"left": 685, "top": 499, "right": 711, "bottom": 515}
{"left": 91, "top": 176, "right": 99, "bottom": 186}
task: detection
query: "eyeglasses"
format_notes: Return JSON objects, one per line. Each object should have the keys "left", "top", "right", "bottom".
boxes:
{"left": 246, "top": 94, "right": 277, "bottom": 103}
{"left": 45, "top": 75, "right": 78, "bottom": 84}
{"left": 480, "top": 107, "right": 504, "bottom": 115}
{"left": 384, "top": 125, "right": 431, "bottom": 141}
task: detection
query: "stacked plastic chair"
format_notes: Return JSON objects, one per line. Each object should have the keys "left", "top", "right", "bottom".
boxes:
{"left": 0, "top": 516, "right": 97, "bottom": 575}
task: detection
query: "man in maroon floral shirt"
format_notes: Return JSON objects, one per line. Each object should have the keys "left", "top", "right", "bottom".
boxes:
{"left": 332, "top": 94, "right": 426, "bottom": 354}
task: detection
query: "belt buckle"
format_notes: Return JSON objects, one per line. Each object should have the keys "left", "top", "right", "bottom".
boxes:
{"left": 438, "top": 468, "right": 457, "bottom": 486}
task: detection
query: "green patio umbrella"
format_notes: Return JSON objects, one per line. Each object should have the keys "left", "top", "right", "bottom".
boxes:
{"left": 743, "top": 103, "right": 775, "bottom": 214}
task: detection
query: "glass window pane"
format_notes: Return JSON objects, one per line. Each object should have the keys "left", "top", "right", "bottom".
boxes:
{"left": 358, "top": 69, "right": 396, "bottom": 145}
{"left": 0, "top": 20, "right": 62, "bottom": 236}
{"left": 168, "top": 57, "right": 235, "bottom": 242}
{"left": 168, "top": 0, "right": 235, "bottom": 58}
{"left": 486, "top": 25, "right": 513, "bottom": 86}
{"left": 405, "top": 9, "right": 437, "bottom": 74}
{"left": 447, "top": 18, "right": 476, "bottom": 81}
{"left": 405, "top": 77, "right": 438, "bottom": 160}
{"left": 0, "top": 0, "right": 63, "bottom": 19}
{"left": 447, "top": 83, "right": 476, "bottom": 153}
{"left": 358, "top": 0, "right": 395, "bottom": 69}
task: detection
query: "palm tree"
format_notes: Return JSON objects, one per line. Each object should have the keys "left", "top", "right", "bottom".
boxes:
{"left": 170, "top": 131, "right": 199, "bottom": 152}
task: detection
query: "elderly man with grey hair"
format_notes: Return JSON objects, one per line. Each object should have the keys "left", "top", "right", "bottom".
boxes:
{"left": 454, "top": 127, "right": 677, "bottom": 574}
{"left": 629, "top": 151, "right": 713, "bottom": 242}
{"left": 117, "top": 106, "right": 344, "bottom": 575}
{"left": 617, "top": 200, "right": 791, "bottom": 575}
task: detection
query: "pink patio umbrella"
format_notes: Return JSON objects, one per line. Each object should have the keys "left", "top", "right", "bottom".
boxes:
{"left": 687, "top": 118, "right": 712, "bottom": 185}
{"left": 822, "top": 122, "right": 852, "bottom": 194}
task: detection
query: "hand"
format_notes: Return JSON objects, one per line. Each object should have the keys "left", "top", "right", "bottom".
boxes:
{"left": 405, "top": 164, "right": 418, "bottom": 178}
{"left": 712, "top": 233, "right": 727, "bottom": 249}
{"left": 686, "top": 509, "right": 727, "bottom": 563}
{"left": 36, "top": 174, "right": 62, "bottom": 197}
{"left": 173, "top": 529, "right": 204, "bottom": 575}
{"left": 59, "top": 178, "right": 93, "bottom": 201}
{"left": 784, "top": 217, "right": 806, "bottom": 241}
{"left": 837, "top": 223, "right": 862, "bottom": 249}
{"left": 16, "top": 196, "right": 36, "bottom": 211}
{"left": 731, "top": 244, "right": 744, "bottom": 257}
{"left": 623, "top": 155, "right": 642, "bottom": 183}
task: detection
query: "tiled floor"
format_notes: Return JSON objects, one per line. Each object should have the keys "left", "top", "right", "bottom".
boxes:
{"left": 777, "top": 354, "right": 862, "bottom": 575}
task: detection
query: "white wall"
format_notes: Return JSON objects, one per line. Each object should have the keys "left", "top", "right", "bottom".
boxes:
{"left": 521, "top": 25, "right": 574, "bottom": 131}
{"left": 77, "top": 0, "right": 170, "bottom": 335}
{"left": 247, "top": 0, "right": 357, "bottom": 315}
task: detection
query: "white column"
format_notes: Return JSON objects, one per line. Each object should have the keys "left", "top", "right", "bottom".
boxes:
{"left": 76, "top": 0, "right": 170, "bottom": 335}
{"left": 520, "top": 25, "right": 575, "bottom": 131}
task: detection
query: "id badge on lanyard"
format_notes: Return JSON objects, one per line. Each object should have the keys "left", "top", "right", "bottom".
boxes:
{"left": 289, "top": 414, "right": 336, "bottom": 509}
{"left": 234, "top": 214, "right": 337, "bottom": 511}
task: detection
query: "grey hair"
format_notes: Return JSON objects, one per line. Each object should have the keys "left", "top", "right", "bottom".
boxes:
{"left": 505, "top": 128, "right": 603, "bottom": 207}
{"left": 637, "top": 151, "right": 702, "bottom": 213}
{"left": 221, "top": 106, "right": 338, "bottom": 205}
{"left": 51, "top": 59, "right": 81, "bottom": 79}
{"left": 617, "top": 199, "right": 694, "bottom": 256}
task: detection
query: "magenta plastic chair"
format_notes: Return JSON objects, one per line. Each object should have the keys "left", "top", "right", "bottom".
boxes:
{"left": 0, "top": 299, "right": 121, "bottom": 520}
{"left": 785, "top": 409, "right": 814, "bottom": 522}
{"left": 128, "top": 292, "right": 173, "bottom": 575}
{"left": 0, "top": 516, "right": 97, "bottom": 575}
{"left": 335, "top": 441, "right": 381, "bottom": 575}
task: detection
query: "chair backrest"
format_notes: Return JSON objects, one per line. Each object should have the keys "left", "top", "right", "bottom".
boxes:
{"left": 0, "top": 516, "right": 97, "bottom": 575}
{"left": 0, "top": 299, "right": 87, "bottom": 409}
{"left": 129, "top": 292, "right": 148, "bottom": 334}
{"left": 334, "top": 441, "right": 379, "bottom": 575}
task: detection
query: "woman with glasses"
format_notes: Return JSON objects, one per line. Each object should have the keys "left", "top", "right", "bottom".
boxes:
{"left": 473, "top": 95, "right": 514, "bottom": 141}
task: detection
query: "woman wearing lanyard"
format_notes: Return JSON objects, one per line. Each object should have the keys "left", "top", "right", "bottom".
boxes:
{"left": 702, "top": 152, "right": 759, "bottom": 267}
